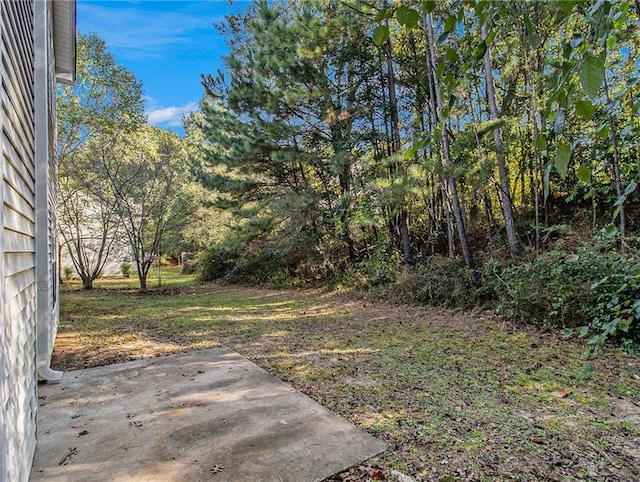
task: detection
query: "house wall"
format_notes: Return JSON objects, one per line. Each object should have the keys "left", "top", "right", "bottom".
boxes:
{"left": 0, "top": 0, "right": 68, "bottom": 479}
{"left": 35, "top": 0, "right": 60, "bottom": 381}
{"left": 0, "top": 0, "right": 39, "bottom": 479}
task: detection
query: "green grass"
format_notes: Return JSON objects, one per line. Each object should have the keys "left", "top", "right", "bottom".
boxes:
{"left": 63, "top": 265, "right": 198, "bottom": 290}
{"left": 56, "top": 269, "right": 640, "bottom": 481}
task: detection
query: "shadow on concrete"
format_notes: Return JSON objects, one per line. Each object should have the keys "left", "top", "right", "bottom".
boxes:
{"left": 30, "top": 347, "right": 385, "bottom": 481}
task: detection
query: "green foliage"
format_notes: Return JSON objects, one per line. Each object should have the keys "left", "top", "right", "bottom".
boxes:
{"left": 190, "top": 0, "right": 640, "bottom": 352}
{"left": 198, "top": 232, "right": 317, "bottom": 288}
{"left": 120, "top": 262, "right": 132, "bottom": 279}
{"left": 409, "top": 257, "right": 491, "bottom": 308}
{"left": 581, "top": 256, "right": 640, "bottom": 352}
{"left": 101, "top": 126, "right": 196, "bottom": 290}
{"left": 337, "top": 254, "right": 492, "bottom": 309}
{"left": 349, "top": 246, "right": 399, "bottom": 289}
{"left": 63, "top": 266, "right": 74, "bottom": 281}
{"left": 57, "top": 33, "right": 198, "bottom": 292}
{"left": 372, "top": 25, "right": 389, "bottom": 46}
{"left": 497, "top": 243, "right": 640, "bottom": 348}
{"left": 198, "top": 244, "right": 241, "bottom": 282}
{"left": 497, "top": 250, "right": 593, "bottom": 328}
{"left": 554, "top": 141, "right": 571, "bottom": 179}
{"left": 198, "top": 0, "right": 431, "bottom": 277}
{"left": 57, "top": 34, "right": 144, "bottom": 155}
{"left": 579, "top": 52, "right": 606, "bottom": 100}
{"left": 57, "top": 33, "right": 145, "bottom": 291}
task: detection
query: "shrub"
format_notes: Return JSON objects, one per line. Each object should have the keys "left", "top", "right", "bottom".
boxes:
{"left": 583, "top": 256, "right": 640, "bottom": 352}
{"left": 181, "top": 252, "right": 196, "bottom": 275}
{"left": 332, "top": 246, "right": 399, "bottom": 292}
{"left": 63, "top": 266, "right": 74, "bottom": 281}
{"left": 496, "top": 250, "right": 591, "bottom": 328}
{"left": 120, "top": 262, "right": 132, "bottom": 278}
{"left": 198, "top": 244, "right": 240, "bottom": 282}
{"left": 358, "top": 246, "right": 399, "bottom": 287}
{"left": 347, "top": 255, "right": 490, "bottom": 308}
{"left": 496, "top": 245, "right": 639, "bottom": 349}
{"left": 198, "top": 242, "right": 301, "bottom": 286}
{"left": 412, "top": 256, "right": 489, "bottom": 308}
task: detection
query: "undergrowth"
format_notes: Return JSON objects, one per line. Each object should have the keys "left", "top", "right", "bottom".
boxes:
{"left": 197, "top": 233, "right": 640, "bottom": 352}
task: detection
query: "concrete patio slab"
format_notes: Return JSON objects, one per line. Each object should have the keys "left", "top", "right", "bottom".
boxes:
{"left": 30, "top": 347, "right": 386, "bottom": 482}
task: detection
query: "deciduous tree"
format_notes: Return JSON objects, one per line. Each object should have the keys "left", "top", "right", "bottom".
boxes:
{"left": 57, "top": 33, "right": 144, "bottom": 289}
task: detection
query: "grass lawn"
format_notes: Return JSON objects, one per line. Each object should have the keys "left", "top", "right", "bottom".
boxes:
{"left": 56, "top": 267, "right": 640, "bottom": 481}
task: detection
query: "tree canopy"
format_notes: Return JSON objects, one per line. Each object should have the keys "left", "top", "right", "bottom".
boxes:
{"left": 58, "top": 33, "right": 145, "bottom": 289}
{"left": 58, "top": 34, "right": 196, "bottom": 290}
{"left": 194, "top": 0, "right": 639, "bottom": 348}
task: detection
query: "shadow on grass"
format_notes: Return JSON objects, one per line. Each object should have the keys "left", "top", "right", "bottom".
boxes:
{"left": 55, "top": 277, "right": 640, "bottom": 481}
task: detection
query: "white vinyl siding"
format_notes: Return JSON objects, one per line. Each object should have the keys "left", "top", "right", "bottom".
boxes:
{"left": 1, "top": 0, "right": 73, "bottom": 477}
{"left": 1, "top": 0, "right": 38, "bottom": 480}
{"left": 35, "top": 0, "right": 60, "bottom": 381}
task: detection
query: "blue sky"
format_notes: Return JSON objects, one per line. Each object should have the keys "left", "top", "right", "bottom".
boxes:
{"left": 77, "top": 0, "right": 251, "bottom": 134}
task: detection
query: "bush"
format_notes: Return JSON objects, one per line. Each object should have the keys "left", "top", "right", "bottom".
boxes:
{"left": 358, "top": 246, "right": 399, "bottom": 286}
{"left": 120, "top": 262, "right": 132, "bottom": 278}
{"left": 63, "top": 266, "right": 74, "bottom": 281}
{"left": 412, "top": 256, "right": 490, "bottom": 308}
{"left": 181, "top": 252, "right": 196, "bottom": 274}
{"left": 330, "top": 246, "right": 399, "bottom": 293}
{"left": 496, "top": 250, "right": 591, "bottom": 328}
{"left": 198, "top": 241, "right": 303, "bottom": 286}
{"left": 584, "top": 256, "right": 640, "bottom": 351}
{"left": 495, "top": 246, "right": 640, "bottom": 349}
{"left": 344, "top": 254, "right": 490, "bottom": 309}
{"left": 198, "top": 244, "right": 240, "bottom": 282}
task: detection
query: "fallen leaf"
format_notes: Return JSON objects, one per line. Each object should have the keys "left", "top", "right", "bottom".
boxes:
{"left": 552, "top": 389, "right": 569, "bottom": 398}
{"left": 368, "top": 467, "right": 385, "bottom": 480}
{"left": 58, "top": 447, "right": 77, "bottom": 465}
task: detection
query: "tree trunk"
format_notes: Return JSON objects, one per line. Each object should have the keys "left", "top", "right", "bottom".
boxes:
{"left": 424, "top": 12, "right": 475, "bottom": 268}
{"left": 484, "top": 193, "right": 494, "bottom": 249}
{"left": 81, "top": 275, "right": 93, "bottom": 290}
{"left": 382, "top": 16, "right": 412, "bottom": 264}
{"left": 481, "top": 22, "right": 518, "bottom": 255}
{"left": 604, "top": 79, "right": 627, "bottom": 255}
{"left": 443, "top": 184, "right": 455, "bottom": 258}
{"left": 524, "top": 42, "right": 542, "bottom": 253}
{"left": 138, "top": 264, "right": 148, "bottom": 291}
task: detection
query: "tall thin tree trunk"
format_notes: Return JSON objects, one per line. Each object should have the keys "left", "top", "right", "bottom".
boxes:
{"left": 524, "top": 43, "right": 542, "bottom": 253}
{"left": 484, "top": 193, "right": 494, "bottom": 249}
{"left": 519, "top": 135, "right": 527, "bottom": 208}
{"left": 425, "top": 12, "right": 475, "bottom": 268}
{"left": 604, "top": 79, "right": 627, "bottom": 255}
{"left": 443, "top": 184, "right": 455, "bottom": 257}
{"left": 423, "top": 28, "right": 453, "bottom": 257}
{"left": 481, "top": 22, "right": 518, "bottom": 255}
{"left": 382, "top": 14, "right": 412, "bottom": 264}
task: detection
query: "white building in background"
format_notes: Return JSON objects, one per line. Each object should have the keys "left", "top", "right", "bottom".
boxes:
{"left": 1, "top": 0, "right": 75, "bottom": 479}
{"left": 58, "top": 191, "right": 134, "bottom": 279}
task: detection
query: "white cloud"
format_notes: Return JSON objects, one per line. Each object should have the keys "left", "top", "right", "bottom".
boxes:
{"left": 146, "top": 102, "right": 199, "bottom": 127}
